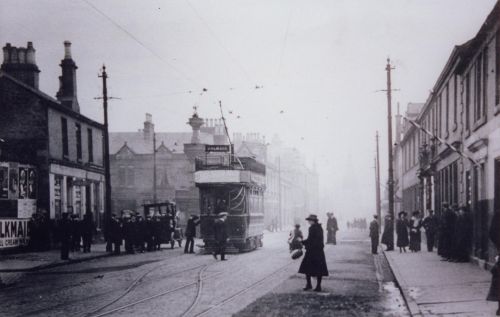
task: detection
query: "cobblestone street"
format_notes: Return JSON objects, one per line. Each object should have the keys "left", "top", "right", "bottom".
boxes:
{"left": 0, "top": 231, "right": 408, "bottom": 317}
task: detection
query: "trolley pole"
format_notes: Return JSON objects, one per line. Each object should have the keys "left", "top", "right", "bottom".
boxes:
{"left": 99, "top": 66, "right": 112, "bottom": 226}
{"left": 375, "top": 131, "right": 381, "bottom": 234}
{"left": 385, "top": 58, "right": 395, "bottom": 247}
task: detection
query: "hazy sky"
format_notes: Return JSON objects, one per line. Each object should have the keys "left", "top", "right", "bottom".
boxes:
{"left": 0, "top": 0, "right": 496, "bottom": 218}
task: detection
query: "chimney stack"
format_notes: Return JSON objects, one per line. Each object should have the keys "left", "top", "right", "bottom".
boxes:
{"left": 143, "top": 113, "right": 155, "bottom": 139}
{"left": 1, "top": 42, "right": 40, "bottom": 89}
{"left": 56, "top": 41, "right": 80, "bottom": 112}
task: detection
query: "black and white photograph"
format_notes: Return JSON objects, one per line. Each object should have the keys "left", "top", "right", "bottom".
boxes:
{"left": 0, "top": 0, "right": 499, "bottom": 316}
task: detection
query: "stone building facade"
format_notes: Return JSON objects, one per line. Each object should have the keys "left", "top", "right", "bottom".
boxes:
{"left": 395, "top": 2, "right": 500, "bottom": 267}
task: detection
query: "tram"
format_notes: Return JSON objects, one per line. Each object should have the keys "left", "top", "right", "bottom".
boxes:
{"left": 195, "top": 147, "right": 266, "bottom": 252}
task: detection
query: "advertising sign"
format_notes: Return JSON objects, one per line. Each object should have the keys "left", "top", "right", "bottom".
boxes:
{"left": 28, "top": 168, "right": 37, "bottom": 199}
{"left": 205, "top": 145, "right": 230, "bottom": 153}
{"left": 0, "top": 166, "right": 8, "bottom": 199}
{"left": 8, "top": 165, "right": 18, "bottom": 199}
{"left": 19, "top": 167, "right": 27, "bottom": 199}
{"left": 0, "top": 218, "right": 30, "bottom": 249}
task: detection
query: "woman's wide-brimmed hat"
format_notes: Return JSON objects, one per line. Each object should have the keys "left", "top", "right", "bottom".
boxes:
{"left": 305, "top": 214, "right": 319, "bottom": 222}
{"left": 398, "top": 211, "right": 407, "bottom": 217}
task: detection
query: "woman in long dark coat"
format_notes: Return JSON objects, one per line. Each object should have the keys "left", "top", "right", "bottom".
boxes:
{"left": 299, "top": 214, "right": 329, "bottom": 292}
{"left": 381, "top": 215, "right": 394, "bottom": 251}
{"left": 487, "top": 211, "right": 500, "bottom": 315}
{"left": 409, "top": 211, "right": 422, "bottom": 252}
{"left": 396, "top": 211, "right": 409, "bottom": 253}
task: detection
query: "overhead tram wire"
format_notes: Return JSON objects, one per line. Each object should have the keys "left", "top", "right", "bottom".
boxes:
{"left": 81, "top": 0, "right": 205, "bottom": 90}
{"left": 184, "top": 0, "right": 254, "bottom": 84}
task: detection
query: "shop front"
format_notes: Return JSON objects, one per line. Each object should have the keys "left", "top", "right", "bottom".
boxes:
{"left": 49, "top": 163, "right": 104, "bottom": 228}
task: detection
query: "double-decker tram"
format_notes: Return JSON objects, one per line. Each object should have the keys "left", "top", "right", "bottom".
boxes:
{"left": 195, "top": 146, "right": 266, "bottom": 252}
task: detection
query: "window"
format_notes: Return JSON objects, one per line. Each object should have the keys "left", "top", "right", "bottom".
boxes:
{"left": 438, "top": 97, "right": 442, "bottom": 138}
{"left": 475, "top": 53, "right": 483, "bottom": 122}
{"left": 445, "top": 84, "right": 449, "bottom": 136}
{"left": 465, "top": 73, "right": 471, "bottom": 131}
{"left": 75, "top": 123, "right": 82, "bottom": 162}
{"left": 496, "top": 30, "right": 500, "bottom": 106}
{"left": 87, "top": 128, "right": 93, "bottom": 163}
{"left": 453, "top": 75, "right": 458, "bottom": 127}
{"left": 61, "top": 117, "right": 69, "bottom": 159}
{"left": 483, "top": 46, "right": 488, "bottom": 118}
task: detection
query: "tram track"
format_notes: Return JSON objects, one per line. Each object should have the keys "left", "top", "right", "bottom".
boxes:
{"left": 88, "top": 263, "right": 223, "bottom": 317}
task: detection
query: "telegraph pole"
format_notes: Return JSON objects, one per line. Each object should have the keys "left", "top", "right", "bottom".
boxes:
{"left": 153, "top": 132, "right": 157, "bottom": 203}
{"left": 375, "top": 131, "right": 381, "bottom": 234}
{"left": 99, "top": 66, "right": 112, "bottom": 228}
{"left": 385, "top": 58, "right": 395, "bottom": 247}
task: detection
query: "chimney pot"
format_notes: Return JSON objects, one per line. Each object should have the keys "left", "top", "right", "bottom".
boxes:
{"left": 64, "top": 41, "right": 72, "bottom": 59}
{"left": 26, "top": 42, "right": 36, "bottom": 64}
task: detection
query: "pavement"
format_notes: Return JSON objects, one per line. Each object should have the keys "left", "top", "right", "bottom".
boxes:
{"left": 0, "top": 243, "right": 110, "bottom": 286}
{"left": 235, "top": 230, "right": 410, "bottom": 317}
{"left": 384, "top": 245, "right": 496, "bottom": 316}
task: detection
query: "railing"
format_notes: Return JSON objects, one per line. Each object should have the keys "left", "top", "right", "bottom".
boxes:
{"left": 195, "top": 154, "right": 266, "bottom": 175}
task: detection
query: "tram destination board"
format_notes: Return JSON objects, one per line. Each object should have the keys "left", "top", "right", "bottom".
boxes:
{"left": 205, "top": 145, "right": 231, "bottom": 153}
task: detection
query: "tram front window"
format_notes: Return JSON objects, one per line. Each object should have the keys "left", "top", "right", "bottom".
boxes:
{"left": 201, "top": 185, "right": 246, "bottom": 215}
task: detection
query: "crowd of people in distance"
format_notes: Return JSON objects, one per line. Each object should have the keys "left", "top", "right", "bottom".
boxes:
{"left": 102, "top": 211, "right": 193, "bottom": 258}
{"left": 28, "top": 209, "right": 95, "bottom": 254}
{"left": 378, "top": 203, "right": 473, "bottom": 261}
{"left": 346, "top": 217, "right": 367, "bottom": 230}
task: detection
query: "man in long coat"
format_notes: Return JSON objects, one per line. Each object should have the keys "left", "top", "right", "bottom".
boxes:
{"left": 184, "top": 215, "right": 200, "bottom": 254}
{"left": 59, "top": 213, "right": 71, "bottom": 260}
{"left": 381, "top": 215, "right": 394, "bottom": 251}
{"left": 81, "top": 211, "right": 94, "bottom": 253}
{"left": 326, "top": 212, "right": 339, "bottom": 245}
{"left": 369, "top": 215, "right": 379, "bottom": 254}
{"left": 213, "top": 212, "right": 228, "bottom": 261}
{"left": 438, "top": 203, "right": 457, "bottom": 260}
{"left": 110, "top": 214, "right": 122, "bottom": 255}
{"left": 299, "top": 214, "right": 328, "bottom": 292}
{"left": 422, "top": 210, "right": 438, "bottom": 252}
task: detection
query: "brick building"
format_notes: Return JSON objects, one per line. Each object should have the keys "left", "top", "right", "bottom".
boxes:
{"left": 0, "top": 41, "right": 105, "bottom": 227}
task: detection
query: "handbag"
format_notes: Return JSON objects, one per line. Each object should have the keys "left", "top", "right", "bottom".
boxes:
{"left": 291, "top": 249, "right": 303, "bottom": 260}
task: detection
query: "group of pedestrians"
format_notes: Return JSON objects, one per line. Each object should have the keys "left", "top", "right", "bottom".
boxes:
{"left": 58, "top": 211, "right": 95, "bottom": 260}
{"left": 347, "top": 217, "right": 367, "bottom": 230}
{"left": 103, "top": 212, "right": 187, "bottom": 257}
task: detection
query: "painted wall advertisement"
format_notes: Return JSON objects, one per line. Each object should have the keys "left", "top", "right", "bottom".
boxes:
{"left": 0, "top": 218, "right": 30, "bottom": 248}
{"left": 0, "top": 162, "right": 37, "bottom": 248}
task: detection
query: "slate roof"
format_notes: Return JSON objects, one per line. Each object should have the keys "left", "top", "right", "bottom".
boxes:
{"left": 109, "top": 131, "right": 215, "bottom": 155}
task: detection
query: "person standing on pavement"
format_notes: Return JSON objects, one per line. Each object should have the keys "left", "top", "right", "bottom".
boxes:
{"left": 396, "top": 211, "right": 409, "bottom": 253}
{"left": 122, "top": 214, "right": 135, "bottom": 254}
{"left": 422, "top": 210, "right": 438, "bottom": 252}
{"left": 369, "top": 215, "right": 379, "bottom": 254}
{"left": 153, "top": 215, "right": 163, "bottom": 250}
{"left": 110, "top": 214, "right": 122, "bottom": 255}
{"left": 299, "top": 214, "right": 329, "bottom": 292}
{"left": 145, "top": 215, "right": 154, "bottom": 252}
{"left": 59, "top": 212, "right": 72, "bottom": 260}
{"left": 326, "top": 212, "right": 339, "bottom": 245}
{"left": 288, "top": 224, "right": 303, "bottom": 252}
{"left": 82, "top": 211, "right": 95, "bottom": 253}
{"left": 452, "top": 206, "right": 472, "bottom": 262}
{"left": 438, "top": 203, "right": 457, "bottom": 261}
{"left": 213, "top": 212, "right": 228, "bottom": 261}
{"left": 184, "top": 215, "right": 200, "bottom": 254}
{"left": 381, "top": 215, "right": 394, "bottom": 251}
{"left": 487, "top": 211, "right": 500, "bottom": 315}
{"left": 409, "top": 211, "right": 422, "bottom": 252}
